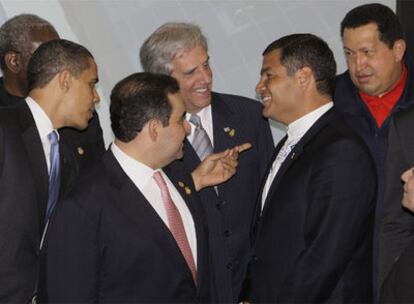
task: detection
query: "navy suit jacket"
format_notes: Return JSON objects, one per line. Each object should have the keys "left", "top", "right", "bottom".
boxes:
{"left": 46, "top": 150, "right": 212, "bottom": 302}
{"left": 178, "top": 92, "right": 274, "bottom": 302}
{"left": 247, "top": 108, "right": 376, "bottom": 303}
{"left": 0, "top": 103, "right": 79, "bottom": 302}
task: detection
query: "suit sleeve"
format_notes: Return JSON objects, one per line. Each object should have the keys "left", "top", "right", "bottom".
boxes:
{"left": 380, "top": 116, "right": 414, "bottom": 287}
{"left": 46, "top": 193, "right": 101, "bottom": 302}
{"left": 277, "top": 137, "right": 376, "bottom": 301}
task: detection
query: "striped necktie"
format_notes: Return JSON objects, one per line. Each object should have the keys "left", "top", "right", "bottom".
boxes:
{"left": 190, "top": 114, "right": 213, "bottom": 161}
{"left": 153, "top": 171, "right": 197, "bottom": 284}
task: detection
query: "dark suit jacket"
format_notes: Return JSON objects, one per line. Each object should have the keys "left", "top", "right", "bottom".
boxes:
{"left": 0, "top": 77, "right": 105, "bottom": 173}
{"left": 381, "top": 239, "right": 414, "bottom": 302}
{"left": 380, "top": 104, "right": 414, "bottom": 297}
{"left": 178, "top": 92, "right": 274, "bottom": 302}
{"left": 0, "top": 103, "right": 80, "bottom": 302}
{"left": 247, "top": 108, "right": 377, "bottom": 303}
{"left": 46, "top": 150, "right": 211, "bottom": 302}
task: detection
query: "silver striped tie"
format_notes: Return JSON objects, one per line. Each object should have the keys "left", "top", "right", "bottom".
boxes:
{"left": 190, "top": 114, "right": 213, "bottom": 161}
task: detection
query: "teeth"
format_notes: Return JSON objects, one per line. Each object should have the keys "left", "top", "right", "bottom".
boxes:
{"left": 262, "top": 96, "right": 271, "bottom": 102}
{"left": 195, "top": 88, "right": 207, "bottom": 93}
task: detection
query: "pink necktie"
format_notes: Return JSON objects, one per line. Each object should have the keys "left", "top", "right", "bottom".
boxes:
{"left": 153, "top": 171, "right": 197, "bottom": 284}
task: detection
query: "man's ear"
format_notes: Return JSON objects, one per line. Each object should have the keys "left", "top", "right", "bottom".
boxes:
{"left": 4, "top": 52, "right": 22, "bottom": 73}
{"left": 58, "top": 70, "right": 72, "bottom": 92}
{"left": 296, "top": 66, "right": 313, "bottom": 89}
{"left": 393, "top": 39, "right": 406, "bottom": 62}
{"left": 147, "top": 118, "right": 162, "bottom": 142}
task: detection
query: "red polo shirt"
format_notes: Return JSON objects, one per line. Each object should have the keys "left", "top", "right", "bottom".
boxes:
{"left": 359, "top": 64, "right": 407, "bottom": 127}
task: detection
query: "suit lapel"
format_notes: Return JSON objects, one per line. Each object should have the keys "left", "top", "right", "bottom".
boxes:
{"left": 261, "top": 109, "right": 335, "bottom": 216}
{"left": 104, "top": 152, "right": 197, "bottom": 287}
{"left": 211, "top": 93, "right": 239, "bottom": 152}
{"left": 18, "top": 103, "right": 49, "bottom": 233}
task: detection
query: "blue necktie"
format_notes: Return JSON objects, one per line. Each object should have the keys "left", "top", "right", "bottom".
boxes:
{"left": 190, "top": 114, "right": 213, "bottom": 161}
{"left": 45, "top": 130, "right": 61, "bottom": 223}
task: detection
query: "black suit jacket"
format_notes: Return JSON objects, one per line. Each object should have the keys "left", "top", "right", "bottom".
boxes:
{"left": 247, "top": 108, "right": 377, "bottom": 303}
{"left": 46, "top": 150, "right": 211, "bottom": 302}
{"left": 178, "top": 92, "right": 274, "bottom": 302}
{"left": 380, "top": 104, "right": 414, "bottom": 298}
{"left": 0, "top": 77, "right": 105, "bottom": 173}
{"left": 0, "top": 103, "right": 80, "bottom": 302}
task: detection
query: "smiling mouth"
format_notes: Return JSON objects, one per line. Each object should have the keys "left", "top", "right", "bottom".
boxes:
{"left": 262, "top": 96, "right": 271, "bottom": 105}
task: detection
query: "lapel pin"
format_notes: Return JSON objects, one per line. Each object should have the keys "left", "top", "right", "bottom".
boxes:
{"left": 184, "top": 186, "right": 192, "bottom": 195}
{"left": 77, "top": 147, "right": 85, "bottom": 155}
{"left": 224, "top": 127, "right": 236, "bottom": 137}
{"left": 178, "top": 181, "right": 185, "bottom": 188}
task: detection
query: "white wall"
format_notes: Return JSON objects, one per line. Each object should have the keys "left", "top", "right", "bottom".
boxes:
{"left": 0, "top": 0, "right": 396, "bottom": 145}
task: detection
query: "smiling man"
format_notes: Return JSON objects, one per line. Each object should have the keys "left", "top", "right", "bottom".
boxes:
{"left": 140, "top": 22, "right": 274, "bottom": 302}
{"left": 245, "top": 33, "right": 376, "bottom": 303}
{"left": 0, "top": 39, "right": 100, "bottom": 302}
{"left": 333, "top": 3, "right": 411, "bottom": 295}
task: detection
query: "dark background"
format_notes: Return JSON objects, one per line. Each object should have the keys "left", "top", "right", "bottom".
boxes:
{"left": 397, "top": 0, "right": 414, "bottom": 63}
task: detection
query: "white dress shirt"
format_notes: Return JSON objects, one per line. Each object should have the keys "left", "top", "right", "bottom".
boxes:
{"left": 261, "top": 102, "right": 334, "bottom": 210}
{"left": 111, "top": 142, "right": 198, "bottom": 265}
{"left": 26, "top": 96, "right": 58, "bottom": 173}
{"left": 186, "top": 104, "right": 214, "bottom": 147}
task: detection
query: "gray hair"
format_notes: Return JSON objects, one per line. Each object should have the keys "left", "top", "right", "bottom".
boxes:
{"left": 140, "top": 22, "right": 208, "bottom": 75}
{"left": 0, "top": 14, "right": 57, "bottom": 70}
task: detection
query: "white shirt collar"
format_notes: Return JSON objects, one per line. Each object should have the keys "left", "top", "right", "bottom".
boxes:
{"left": 26, "top": 96, "right": 56, "bottom": 141}
{"left": 286, "top": 102, "right": 333, "bottom": 142}
{"left": 111, "top": 141, "right": 156, "bottom": 190}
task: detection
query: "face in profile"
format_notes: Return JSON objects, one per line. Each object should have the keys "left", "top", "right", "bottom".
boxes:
{"left": 343, "top": 22, "right": 405, "bottom": 96}
{"left": 256, "top": 49, "right": 302, "bottom": 125}
{"left": 158, "top": 92, "right": 191, "bottom": 165}
{"left": 64, "top": 58, "right": 100, "bottom": 130}
{"left": 170, "top": 45, "right": 213, "bottom": 114}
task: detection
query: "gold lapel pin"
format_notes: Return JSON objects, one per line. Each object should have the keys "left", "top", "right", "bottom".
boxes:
{"left": 224, "top": 127, "right": 236, "bottom": 137}
{"left": 178, "top": 181, "right": 185, "bottom": 188}
{"left": 184, "top": 186, "right": 192, "bottom": 195}
{"left": 77, "top": 147, "right": 85, "bottom": 155}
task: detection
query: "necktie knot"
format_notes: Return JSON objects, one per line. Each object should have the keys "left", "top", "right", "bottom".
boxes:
{"left": 48, "top": 130, "right": 59, "bottom": 146}
{"left": 189, "top": 114, "right": 202, "bottom": 128}
{"left": 189, "top": 114, "right": 213, "bottom": 161}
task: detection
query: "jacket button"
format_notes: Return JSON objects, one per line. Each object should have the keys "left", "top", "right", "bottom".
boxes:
{"left": 251, "top": 255, "right": 258, "bottom": 262}
{"left": 224, "top": 230, "right": 231, "bottom": 237}
{"left": 226, "top": 262, "right": 233, "bottom": 270}
{"left": 215, "top": 203, "right": 221, "bottom": 210}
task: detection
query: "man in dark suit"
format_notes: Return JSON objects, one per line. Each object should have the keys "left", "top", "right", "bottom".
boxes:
{"left": 333, "top": 4, "right": 413, "bottom": 293}
{"left": 379, "top": 106, "right": 414, "bottom": 302}
{"left": 0, "top": 14, "right": 104, "bottom": 172}
{"left": 140, "top": 22, "right": 274, "bottom": 302}
{"left": 246, "top": 33, "right": 376, "bottom": 303}
{"left": 46, "top": 72, "right": 249, "bottom": 302}
{"left": 0, "top": 39, "right": 100, "bottom": 302}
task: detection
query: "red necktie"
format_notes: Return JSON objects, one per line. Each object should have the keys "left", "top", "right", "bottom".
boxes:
{"left": 153, "top": 171, "right": 197, "bottom": 283}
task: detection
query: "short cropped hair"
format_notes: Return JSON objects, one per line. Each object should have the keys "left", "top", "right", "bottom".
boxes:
{"left": 140, "top": 22, "right": 208, "bottom": 75}
{"left": 27, "top": 39, "right": 93, "bottom": 91}
{"left": 0, "top": 14, "right": 58, "bottom": 70}
{"left": 340, "top": 3, "right": 404, "bottom": 48}
{"left": 110, "top": 72, "right": 180, "bottom": 142}
{"left": 263, "top": 33, "right": 336, "bottom": 97}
